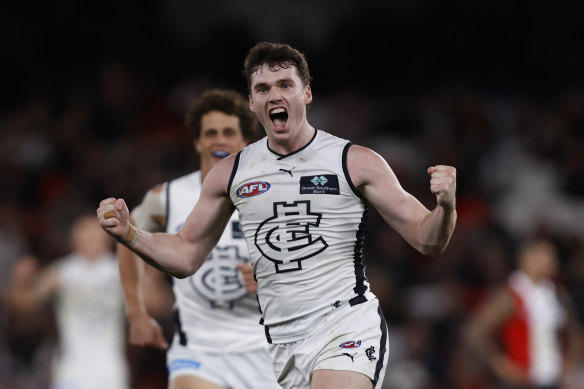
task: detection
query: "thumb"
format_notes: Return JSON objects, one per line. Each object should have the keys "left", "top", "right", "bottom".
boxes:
{"left": 427, "top": 166, "right": 436, "bottom": 176}
{"left": 116, "top": 198, "right": 130, "bottom": 221}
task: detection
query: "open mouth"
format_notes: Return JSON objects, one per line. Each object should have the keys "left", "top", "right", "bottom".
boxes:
{"left": 269, "top": 107, "right": 288, "bottom": 129}
{"left": 211, "top": 150, "right": 230, "bottom": 158}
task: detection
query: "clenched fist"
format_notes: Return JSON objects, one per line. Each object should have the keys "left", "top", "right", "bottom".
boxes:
{"left": 427, "top": 165, "right": 456, "bottom": 210}
{"left": 97, "top": 198, "right": 134, "bottom": 245}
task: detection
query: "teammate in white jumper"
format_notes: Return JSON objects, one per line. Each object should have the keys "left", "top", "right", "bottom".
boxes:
{"left": 6, "top": 215, "right": 129, "bottom": 389}
{"left": 97, "top": 42, "right": 457, "bottom": 389}
{"left": 117, "top": 88, "right": 279, "bottom": 389}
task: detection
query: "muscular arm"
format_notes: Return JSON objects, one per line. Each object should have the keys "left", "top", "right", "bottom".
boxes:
{"left": 347, "top": 145, "right": 456, "bottom": 255}
{"left": 100, "top": 156, "right": 236, "bottom": 278}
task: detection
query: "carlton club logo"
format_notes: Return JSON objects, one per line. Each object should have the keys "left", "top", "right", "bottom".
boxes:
{"left": 254, "top": 200, "right": 328, "bottom": 273}
{"left": 236, "top": 181, "right": 271, "bottom": 198}
{"left": 189, "top": 245, "right": 249, "bottom": 309}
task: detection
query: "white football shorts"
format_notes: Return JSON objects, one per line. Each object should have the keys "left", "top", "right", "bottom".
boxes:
{"left": 269, "top": 298, "right": 389, "bottom": 389}
{"left": 166, "top": 339, "right": 279, "bottom": 389}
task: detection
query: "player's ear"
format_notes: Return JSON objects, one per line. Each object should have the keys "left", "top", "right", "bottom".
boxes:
{"left": 194, "top": 139, "right": 202, "bottom": 153}
{"left": 304, "top": 86, "right": 312, "bottom": 105}
{"left": 249, "top": 95, "right": 256, "bottom": 112}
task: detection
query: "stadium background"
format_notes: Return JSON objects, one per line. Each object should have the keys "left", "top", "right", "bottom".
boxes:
{"left": 2, "top": 1, "right": 584, "bottom": 388}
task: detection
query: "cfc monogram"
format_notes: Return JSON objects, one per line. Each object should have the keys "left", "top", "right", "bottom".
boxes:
{"left": 254, "top": 200, "right": 328, "bottom": 273}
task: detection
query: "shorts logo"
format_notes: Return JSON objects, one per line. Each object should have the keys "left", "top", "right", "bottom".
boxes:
{"left": 236, "top": 181, "right": 270, "bottom": 198}
{"left": 365, "top": 346, "right": 377, "bottom": 361}
{"left": 339, "top": 340, "right": 362, "bottom": 349}
{"left": 300, "top": 175, "right": 340, "bottom": 195}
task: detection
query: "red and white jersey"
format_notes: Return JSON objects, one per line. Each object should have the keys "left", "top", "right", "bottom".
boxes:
{"left": 228, "top": 130, "right": 376, "bottom": 344}
{"left": 502, "top": 271, "right": 567, "bottom": 386}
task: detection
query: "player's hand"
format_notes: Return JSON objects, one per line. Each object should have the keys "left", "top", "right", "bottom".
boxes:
{"left": 128, "top": 313, "right": 168, "bottom": 349}
{"left": 97, "top": 198, "right": 130, "bottom": 242}
{"left": 427, "top": 165, "right": 456, "bottom": 210}
{"left": 237, "top": 263, "right": 257, "bottom": 293}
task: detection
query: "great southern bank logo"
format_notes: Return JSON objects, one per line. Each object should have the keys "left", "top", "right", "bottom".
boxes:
{"left": 311, "top": 176, "right": 328, "bottom": 186}
{"left": 236, "top": 181, "right": 271, "bottom": 198}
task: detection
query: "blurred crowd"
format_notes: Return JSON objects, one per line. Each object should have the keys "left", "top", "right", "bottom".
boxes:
{"left": 1, "top": 53, "right": 584, "bottom": 388}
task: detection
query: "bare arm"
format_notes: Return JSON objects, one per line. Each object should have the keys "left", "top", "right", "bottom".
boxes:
{"left": 463, "top": 288, "right": 514, "bottom": 362}
{"left": 99, "top": 156, "right": 236, "bottom": 278}
{"left": 462, "top": 288, "right": 530, "bottom": 385}
{"left": 5, "top": 257, "right": 58, "bottom": 312}
{"left": 347, "top": 145, "right": 456, "bottom": 255}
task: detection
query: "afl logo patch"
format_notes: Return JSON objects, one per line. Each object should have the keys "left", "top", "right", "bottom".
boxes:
{"left": 236, "top": 181, "right": 271, "bottom": 198}
{"left": 339, "top": 340, "right": 362, "bottom": 349}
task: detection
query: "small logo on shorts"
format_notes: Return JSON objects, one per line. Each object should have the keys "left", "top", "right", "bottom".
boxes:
{"left": 342, "top": 352, "right": 356, "bottom": 362}
{"left": 339, "top": 340, "right": 362, "bottom": 349}
{"left": 365, "top": 346, "right": 377, "bottom": 361}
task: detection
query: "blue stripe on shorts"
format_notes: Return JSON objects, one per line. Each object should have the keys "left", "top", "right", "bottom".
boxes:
{"left": 168, "top": 358, "right": 201, "bottom": 373}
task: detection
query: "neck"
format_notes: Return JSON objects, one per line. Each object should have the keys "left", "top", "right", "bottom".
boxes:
{"left": 523, "top": 270, "right": 544, "bottom": 284}
{"left": 268, "top": 124, "right": 316, "bottom": 155}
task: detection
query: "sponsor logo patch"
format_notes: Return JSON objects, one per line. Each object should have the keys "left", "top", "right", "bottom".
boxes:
{"left": 339, "top": 340, "right": 362, "bottom": 349}
{"left": 236, "top": 181, "right": 271, "bottom": 198}
{"left": 300, "top": 174, "right": 340, "bottom": 195}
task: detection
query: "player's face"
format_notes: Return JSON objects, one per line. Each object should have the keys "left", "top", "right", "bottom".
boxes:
{"left": 248, "top": 64, "right": 312, "bottom": 145}
{"left": 195, "top": 110, "right": 248, "bottom": 170}
{"left": 71, "top": 216, "right": 113, "bottom": 260}
{"left": 535, "top": 244, "right": 559, "bottom": 279}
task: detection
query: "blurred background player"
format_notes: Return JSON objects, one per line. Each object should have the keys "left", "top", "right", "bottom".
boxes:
{"left": 4, "top": 214, "right": 129, "bottom": 389}
{"left": 463, "top": 238, "right": 584, "bottom": 389}
{"left": 117, "top": 88, "right": 279, "bottom": 389}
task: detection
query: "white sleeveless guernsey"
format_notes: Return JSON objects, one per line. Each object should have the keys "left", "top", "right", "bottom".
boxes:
{"left": 229, "top": 130, "right": 376, "bottom": 343}
{"left": 54, "top": 253, "right": 129, "bottom": 389}
{"left": 166, "top": 171, "right": 267, "bottom": 352}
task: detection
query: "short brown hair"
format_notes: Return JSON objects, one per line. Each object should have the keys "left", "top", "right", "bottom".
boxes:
{"left": 242, "top": 42, "right": 312, "bottom": 92}
{"left": 185, "top": 89, "right": 261, "bottom": 141}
